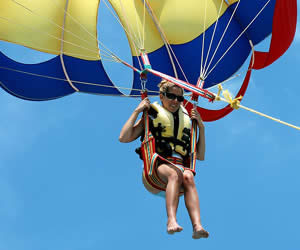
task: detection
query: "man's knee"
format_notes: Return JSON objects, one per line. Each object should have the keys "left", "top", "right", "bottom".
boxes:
{"left": 157, "top": 164, "right": 183, "bottom": 184}
{"left": 183, "top": 171, "right": 195, "bottom": 186}
{"left": 168, "top": 170, "right": 183, "bottom": 184}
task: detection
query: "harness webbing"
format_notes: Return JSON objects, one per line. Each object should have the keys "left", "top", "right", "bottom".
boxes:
{"left": 189, "top": 119, "right": 198, "bottom": 172}
{"left": 140, "top": 93, "right": 198, "bottom": 193}
{"left": 141, "top": 109, "right": 166, "bottom": 191}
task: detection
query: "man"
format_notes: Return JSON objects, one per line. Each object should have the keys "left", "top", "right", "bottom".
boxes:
{"left": 119, "top": 80, "right": 208, "bottom": 239}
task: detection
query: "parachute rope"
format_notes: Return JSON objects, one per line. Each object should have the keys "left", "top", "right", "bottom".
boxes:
{"left": 60, "top": 0, "right": 79, "bottom": 92}
{"left": 0, "top": 66, "right": 159, "bottom": 95}
{"left": 117, "top": 0, "right": 142, "bottom": 47}
{"left": 202, "top": 0, "right": 241, "bottom": 79}
{"left": 55, "top": 0, "right": 129, "bottom": 61}
{"left": 115, "top": 0, "right": 144, "bottom": 70}
{"left": 200, "top": 0, "right": 208, "bottom": 79}
{"left": 11, "top": 0, "right": 98, "bottom": 50}
{"left": 102, "top": 0, "right": 144, "bottom": 70}
{"left": 222, "top": 90, "right": 242, "bottom": 109}
{"left": 142, "top": 0, "right": 146, "bottom": 50}
{"left": 0, "top": 16, "right": 99, "bottom": 56}
{"left": 56, "top": 0, "right": 141, "bottom": 70}
{"left": 53, "top": 0, "right": 138, "bottom": 67}
{"left": 0, "top": 35, "right": 100, "bottom": 60}
{"left": 134, "top": 3, "right": 144, "bottom": 50}
{"left": 5, "top": 0, "right": 111, "bottom": 93}
{"left": 143, "top": 0, "right": 190, "bottom": 83}
{"left": 201, "top": 0, "right": 224, "bottom": 79}
{"left": 203, "top": 0, "right": 271, "bottom": 80}
{"left": 1, "top": 6, "right": 115, "bottom": 62}
{"left": 142, "top": 0, "right": 179, "bottom": 79}
{"left": 214, "top": 84, "right": 300, "bottom": 131}
{"left": 3, "top": 0, "right": 145, "bottom": 77}
{"left": 117, "top": 0, "right": 143, "bottom": 49}
{"left": 7, "top": 0, "right": 138, "bottom": 69}
{"left": 6, "top": 0, "right": 109, "bottom": 59}
{"left": 53, "top": 0, "right": 127, "bottom": 61}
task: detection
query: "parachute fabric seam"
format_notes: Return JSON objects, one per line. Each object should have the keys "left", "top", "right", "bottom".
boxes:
{"left": 60, "top": 0, "right": 79, "bottom": 92}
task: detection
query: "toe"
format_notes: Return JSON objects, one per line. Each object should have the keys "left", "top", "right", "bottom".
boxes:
{"left": 192, "top": 229, "right": 209, "bottom": 239}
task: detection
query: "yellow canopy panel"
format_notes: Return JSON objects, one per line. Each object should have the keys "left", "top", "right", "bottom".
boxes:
{"left": 0, "top": 0, "right": 100, "bottom": 60}
{"left": 108, "top": 0, "right": 238, "bottom": 56}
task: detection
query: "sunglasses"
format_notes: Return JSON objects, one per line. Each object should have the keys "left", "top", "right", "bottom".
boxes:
{"left": 162, "top": 92, "right": 184, "bottom": 102}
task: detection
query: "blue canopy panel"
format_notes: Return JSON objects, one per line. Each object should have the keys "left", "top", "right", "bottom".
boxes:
{"left": 0, "top": 53, "right": 124, "bottom": 101}
{"left": 230, "top": 0, "right": 276, "bottom": 45}
{"left": 62, "top": 55, "right": 123, "bottom": 96}
{"left": 170, "top": 15, "right": 251, "bottom": 89}
{"left": 0, "top": 53, "right": 74, "bottom": 101}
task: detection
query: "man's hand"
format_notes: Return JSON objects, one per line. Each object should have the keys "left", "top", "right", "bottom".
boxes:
{"left": 190, "top": 107, "right": 204, "bottom": 129}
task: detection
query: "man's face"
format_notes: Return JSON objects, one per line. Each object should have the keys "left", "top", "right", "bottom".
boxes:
{"left": 160, "top": 86, "right": 184, "bottom": 113}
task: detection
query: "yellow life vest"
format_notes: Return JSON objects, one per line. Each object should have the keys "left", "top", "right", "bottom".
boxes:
{"left": 150, "top": 102, "right": 192, "bottom": 157}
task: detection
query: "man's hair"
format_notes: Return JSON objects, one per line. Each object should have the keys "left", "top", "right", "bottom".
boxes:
{"left": 158, "top": 79, "right": 183, "bottom": 94}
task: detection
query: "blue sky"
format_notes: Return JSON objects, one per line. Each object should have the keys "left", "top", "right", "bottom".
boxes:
{"left": 0, "top": 2, "right": 300, "bottom": 250}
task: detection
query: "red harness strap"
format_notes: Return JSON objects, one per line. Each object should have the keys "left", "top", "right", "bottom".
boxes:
{"left": 141, "top": 109, "right": 166, "bottom": 191}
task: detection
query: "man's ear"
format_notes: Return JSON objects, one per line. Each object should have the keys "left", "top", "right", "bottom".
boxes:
{"left": 159, "top": 93, "right": 163, "bottom": 102}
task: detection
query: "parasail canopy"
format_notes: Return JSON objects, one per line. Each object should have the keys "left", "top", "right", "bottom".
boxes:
{"left": 0, "top": 0, "right": 297, "bottom": 120}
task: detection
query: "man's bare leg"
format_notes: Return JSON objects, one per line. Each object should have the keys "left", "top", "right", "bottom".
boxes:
{"left": 183, "top": 170, "right": 209, "bottom": 239}
{"left": 157, "top": 164, "right": 183, "bottom": 234}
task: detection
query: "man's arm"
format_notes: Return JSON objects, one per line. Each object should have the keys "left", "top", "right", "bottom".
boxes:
{"left": 190, "top": 107, "right": 205, "bottom": 160}
{"left": 119, "top": 98, "right": 150, "bottom": 143}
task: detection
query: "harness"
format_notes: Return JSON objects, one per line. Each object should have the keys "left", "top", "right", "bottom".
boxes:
{"left": 140, "top": 93, "right": 198, "bottom": 193}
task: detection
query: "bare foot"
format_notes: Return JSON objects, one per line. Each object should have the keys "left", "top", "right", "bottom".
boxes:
{"left": 192, "top": 225, "right": 209, "bottom": 239}
{"left": 167, "top": 219, "right": 183, "bottom": 234}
